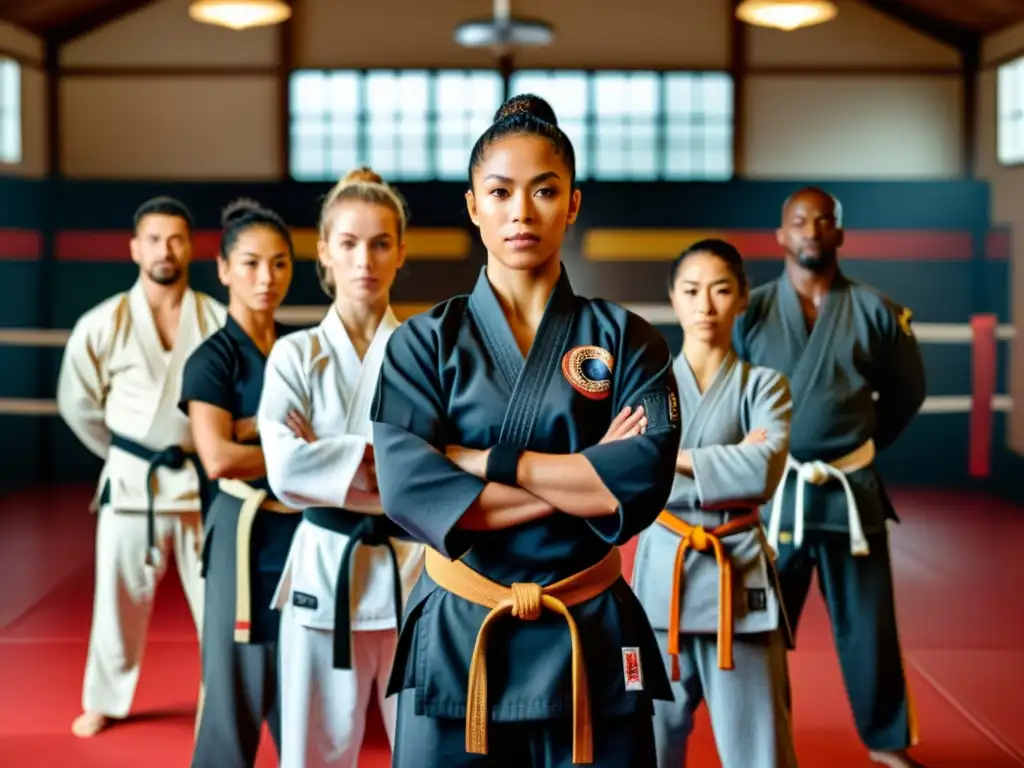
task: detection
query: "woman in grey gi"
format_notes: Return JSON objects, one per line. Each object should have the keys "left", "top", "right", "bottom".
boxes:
{"left": 631, "top": 238, "right": 799, "bottom": 768}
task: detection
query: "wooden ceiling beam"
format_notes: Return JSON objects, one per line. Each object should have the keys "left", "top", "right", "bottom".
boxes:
{"left": 48, "top": 0, "right": 159, "bottom": 46}
{"left": 858, "top": 0, "right": 979, "bottom": 52}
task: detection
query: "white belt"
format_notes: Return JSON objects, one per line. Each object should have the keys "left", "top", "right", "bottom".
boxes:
{"left": 767, "top": 439, "right": 875, "bottom": 556}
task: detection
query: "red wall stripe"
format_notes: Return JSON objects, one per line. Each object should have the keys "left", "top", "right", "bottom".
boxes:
{"left": 55, "top": 231, "right": 222, "bottom": 262}
{"left": 51, "top": 228, "right": 999, "bottom": 262}
{"left": 986, "top": 228, "right": 1011, "bottom": 260}
{"left": 969, "top": 314, "right": 998, "bottom": 478}
{"left": 0, "top": 229, "right": 43, "bottom": 260}
{"left": 709, "top": 231, "right": 976, "bottom": 261}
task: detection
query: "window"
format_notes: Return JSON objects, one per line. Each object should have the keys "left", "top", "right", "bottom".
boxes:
{"left": 288, "top": 68, "right": 734, "bottom": 182}
{"left": 0, "top": 58, "right": 21, "bottom": 165}
{"left": 593, "top": 71, "right": 660, "bottom": 180}
{"left": 663, "top": 72, "right": 733, "bottom": 180}
{"left": 289, "top": 69, "right": 503, "bottom": 182}
{"left": 435, "top": 71, "right": 503, "bottom": 180}
{"left": 998, "top": 57, "right": 1024, "bottom": 166}
{"left": 508, "top": 70, "right": 590, "bottom": 180}
{"left": 507, "top": 69, "right": 733, "bottom": 181}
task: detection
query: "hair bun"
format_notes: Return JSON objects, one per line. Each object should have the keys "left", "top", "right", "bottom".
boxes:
{"left": 221, "top": 197, "right": 263, "bottom": 227}
{"left": 342, "top": 166, "right": 385, "bottom": 185}
{"left": 493, "top": 94, "right": 558, "bottom": 127}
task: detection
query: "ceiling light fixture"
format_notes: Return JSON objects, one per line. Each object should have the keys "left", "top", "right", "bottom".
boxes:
{"left": 454, "top": 0, "right": 553, "bottom": 52}
{"left": 188, "top": 0, "right": 291, "bottom": 31}
{"left": 735, "top": 0, "right": 838, "bottom": 32}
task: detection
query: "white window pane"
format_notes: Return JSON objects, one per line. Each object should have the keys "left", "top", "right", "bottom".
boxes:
{"left": 594, "top": 73, "right": 628, "bottom": 117}
{"left": 437, "top": 146, "right": 466, "bottom": 180}
{"left": 398, "top": 71, "right": 429, "bottom": 114}
{"left": 594, "top": 125, "right": 626, "bottom": 177}
{"left": 290, "top": 70, "right": 328, "bottom": 116}
{"left": 628, "top": 73, "right": 659, "bottom": 116}
{"left": 326, "top": 71, "right": 359, "bottom": 117}
{"left": 0, "top": 60, "right": 19, "bottom": 164}
{"left": 699, "top": 144, "right": 733, "bottom": 180}
{"left": 398, "top": 120, "right": 430, "bottom": 179}
{"left": 700, "top": 74, "right": 733, "bottom": 117}
{"left": 291, "top": 145, "right": 328, "bottom": 181}
{"left": 509, "top": 71, "right": 588, "bottom": 117}
{"left": 436, "top": 72, "right": 469, "bottom": 114}
{"left": 627, "top": 123, "right": 658, "bottom": 178}
{"left": 471, "top": 72, "right": 503, "bottom": 117}
{"left": 433, "top": 71, "right": 502, "bottom": 180}
{"left": 664, "top": 73, "right": 696, "bottom": 116}
{"left": 508, "top": 72, "right": 548, "bottom": 99}
{"left": 329, "top": 142, "right": 359, "bottom": 180}
{"left": 366, "top": 72, "right": 400, "bottom": 113}
{"left": 998, "top": 58, "right": 1024, "bottom": 164}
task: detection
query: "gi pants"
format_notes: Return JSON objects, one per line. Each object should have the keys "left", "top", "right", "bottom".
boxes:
{"left": 81, "top": 506, "right": 203, "bottom": 717}
{"left": 777, "top": 529, "right": 917, "bottom": 752}
{"left": 391, "top": 688, "right": 658, "bottom": 768}
{"left": 652, "top": 630, "right": 796, "bottom": 768}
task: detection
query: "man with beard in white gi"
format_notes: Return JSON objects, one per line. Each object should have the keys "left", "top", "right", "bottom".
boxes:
{"left": 57, "top": 196, "right": 226, "bottom": 738}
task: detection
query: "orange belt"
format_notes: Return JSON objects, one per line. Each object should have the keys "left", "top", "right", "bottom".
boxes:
{"left": 656, "top": 509, "right": 762, "bottom": 677}
{"left": 424, "top": 547, "right": 623, "bottom": 765}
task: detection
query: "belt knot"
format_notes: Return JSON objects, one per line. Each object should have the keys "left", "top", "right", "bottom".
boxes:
{"left": 509, "top": 582, "right": 543, "bottom": 621}
{"left": 799, "top": 460, "right": 831, "bottom": 485}
{"left": 688, "top": 525, "right": 711, "bottom": 552}
{"left": 358, "top": 517, "right": 391, "bottom": 547}
{"left": 154, "top": 446, "right": 187, "bottom": 469}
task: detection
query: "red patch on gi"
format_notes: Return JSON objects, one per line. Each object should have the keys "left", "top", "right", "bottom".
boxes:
{"left": 622, "top": 647, "right": 644, "bottom": 691}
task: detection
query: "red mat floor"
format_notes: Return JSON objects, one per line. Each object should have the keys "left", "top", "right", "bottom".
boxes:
{"left": 0, "top": 486, "right": 1021, "bottom": 767}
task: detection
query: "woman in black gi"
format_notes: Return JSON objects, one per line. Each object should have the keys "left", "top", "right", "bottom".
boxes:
{"left": 371, "top": 95, "right": 683, "bottom": 767}
{"left": 179, "top": 198, "right": 298, "bottom": 768}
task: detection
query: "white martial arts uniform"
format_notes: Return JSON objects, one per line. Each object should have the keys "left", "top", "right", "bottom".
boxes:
{"left": 57, "top": 281, "right": 226, "bottom": 718}
{"left": 258, "top": 305, "right": 424, "bottom": 768}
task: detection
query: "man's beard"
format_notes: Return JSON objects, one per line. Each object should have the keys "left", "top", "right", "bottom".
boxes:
{"left": 796, "top": 249, "right": 834, "bottom": 273}
{"left": 147, "top": 263, "right": 183, "bottom": 286}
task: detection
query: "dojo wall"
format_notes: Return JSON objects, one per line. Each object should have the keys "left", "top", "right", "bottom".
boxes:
{"left": 0, "top": 0, "right": 1006, "bottom": 493}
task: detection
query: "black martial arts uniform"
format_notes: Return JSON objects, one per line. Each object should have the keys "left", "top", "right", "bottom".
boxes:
{"left": 179, "top": 315, "right": 301, "bottom": 768}
{"left": 733, "top": 270, "right": 926, "bottom": 753}
{"left": 371, "top": 266, "right": 682, "bottom": 767}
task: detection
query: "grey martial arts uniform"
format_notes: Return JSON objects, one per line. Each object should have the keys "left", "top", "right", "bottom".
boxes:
{"left": 733, "top": 270, "right": 926, "bottom": 752}
{"left": 632, "top": 351, "right": 798, "bottom": 768}
{"left": 179, "top": 316, "right": 301, "bottom": 768}
{"left": 370, "top": 267, "right": 682, "bottom": 767}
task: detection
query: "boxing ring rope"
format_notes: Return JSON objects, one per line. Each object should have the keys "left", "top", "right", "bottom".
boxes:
{"left": 0, "top": 308, "right": 1011, "bottom": 477}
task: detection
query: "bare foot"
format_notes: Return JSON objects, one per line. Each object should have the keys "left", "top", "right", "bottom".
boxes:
{"left": 869, "top": 750, "right": 926, "bottom": 768}
{"left": 71, "top": 711, "right": 108, "bottom": 738}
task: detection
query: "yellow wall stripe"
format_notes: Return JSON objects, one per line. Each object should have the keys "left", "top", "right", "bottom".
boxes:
{"left": 290, "top": 227, "right": 472, "bottom": 261}
{"left": 583, "top": 229, "right": 734, "bottom": 261}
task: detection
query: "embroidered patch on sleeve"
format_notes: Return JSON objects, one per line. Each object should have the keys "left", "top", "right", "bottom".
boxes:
{"left": 562, "top": 346, "right": 615, "bottom": 401}
{"left": 292, "top": 591, "right": 318, "bottom": 610}
{"left": 641, "top": 390, "right": 679, "bottom": 429}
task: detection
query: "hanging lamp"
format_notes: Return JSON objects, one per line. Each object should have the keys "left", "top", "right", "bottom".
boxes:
{"left": 735, "top": 0, "right": 838, "bottom": 31}
{"left": 188, "top": 0, "right": 291, "bottom": 31}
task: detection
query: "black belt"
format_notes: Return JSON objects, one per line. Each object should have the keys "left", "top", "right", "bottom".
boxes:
{"left": 303, "top": 507, "right": 405, "bottom": 670}
{"left": 110, "top": 433, "right": 210, "bottom": 568}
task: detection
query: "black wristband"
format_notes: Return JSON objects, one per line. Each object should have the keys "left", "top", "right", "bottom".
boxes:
{"left": 486, "top": 442, "right": 523, "bottom": 487}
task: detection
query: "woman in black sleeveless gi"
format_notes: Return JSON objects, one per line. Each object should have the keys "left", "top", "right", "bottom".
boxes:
{"left": 179, "top": 199, "right": 298, "bottom": 767}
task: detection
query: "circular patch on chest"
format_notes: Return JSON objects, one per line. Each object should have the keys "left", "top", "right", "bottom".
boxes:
{"left": 561, "top": 345, "right": 615, "bottom": 400}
